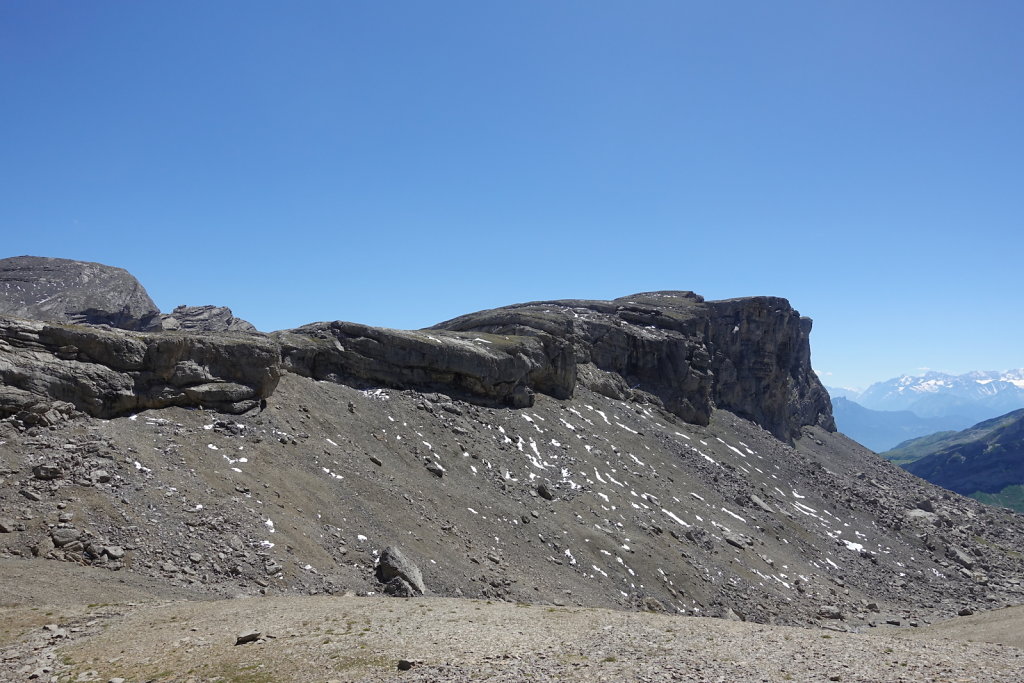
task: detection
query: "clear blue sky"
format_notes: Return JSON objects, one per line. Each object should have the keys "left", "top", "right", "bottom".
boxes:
{"left": 2, "top": 1, "right": 1021, "bottom": 390}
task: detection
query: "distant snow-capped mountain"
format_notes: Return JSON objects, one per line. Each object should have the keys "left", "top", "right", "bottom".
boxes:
{"left": 857, "top": 369, "right": 1024, "bottom": 420}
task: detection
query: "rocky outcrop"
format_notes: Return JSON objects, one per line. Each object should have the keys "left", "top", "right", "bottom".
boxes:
{"left": 276, "top": 321, "right": 575, "bottom": 409}
{"left": 0, "top": 317, "right": 279, "bottom": 422}
{"left": 155, "top": 305, "right": 257, "bottom": 333}
{"left": 0, "top": 258, "right": 832, "bottom": 440}
{"left": 0, "top": 256, "right": 160, "bottom": 331}
{"left": 434, "top": 291, "right": 833, "bottom": 441}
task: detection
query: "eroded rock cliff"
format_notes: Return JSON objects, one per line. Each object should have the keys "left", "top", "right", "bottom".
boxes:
{"left": 0, "top": 285, "right": 832, "bottom": 440}
{"left": 0, "top": 318, "right": 279, "bottom": 423}
{"left": 434, "top": 291, "right": 833, "bottom": 441}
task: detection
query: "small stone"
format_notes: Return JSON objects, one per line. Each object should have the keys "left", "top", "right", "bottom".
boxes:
{"left": 91, "top": 470, "right": 111, "bottom": 483}
{"left": 32, "top": 464, "right": 63, "bottom": 480}
{"left": 20, "top": 489, "right": 42, "bottom": 502}
{"left": 51, "top": 528, "right": 81, "bottom": 547}
{"left": 0, "top": 518, "right": 17, "bottom": 533}
{"left": 103, "top": 546, "right": 125, "bottom": 560}
{"left": 369, "top": 455, "right": 382, "bottom": 466}
{"left": 958, "top": 607, "right": 974, "bottom": 617}
{"left": 189, "top": 552, "right": 203, "bottom": 563}
{"left": 818, "top": 605, "right": 843, "bottom": 620}
{"left": 537, "top": 483, "right": 555, "bottom": 501}
{"left": 235, "top": 630, "right": 261, "bottom": 645}
{"left": 397, "top": 660, "right": 414, "bottom": 671}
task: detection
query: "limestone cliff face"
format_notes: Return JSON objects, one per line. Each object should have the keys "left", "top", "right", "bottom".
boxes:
{"left": 0, "top": 267, "right": 832, "bottom": 441}
{"left": 434, "top": 291, "right": 834, "bottom": 441}
{"left": 276, "top": 321, "right": 575, "bottom": 408}
{"left": 0, "top": 318, "right": 279, "bottom": 423}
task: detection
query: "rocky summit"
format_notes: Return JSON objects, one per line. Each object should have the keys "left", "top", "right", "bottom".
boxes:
{"left": 0, "top": 256, "right": 161, "bottom": 331}
{"left": 1, "top": 258, "right": 1024, "bottom": 675}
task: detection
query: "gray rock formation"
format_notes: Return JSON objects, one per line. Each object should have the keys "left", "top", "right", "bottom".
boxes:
{"left": 0, "top": 280, "right": 833, "bottom": 442}
{"left": 276, "top": 321, "right": 576, "bottom": 410}
{"left": 376, "top": 546, "right": 425, "bottom": 595}
{"left": 0, "top": 317, "right": 279, "bottom": 420}
{"left": 0, "top": 256, "right": 160, "bottom": 330}
{"left": 433, "top": 292, "right": 834, "bottom": 441}
{"left": 155, "top": 305, "right": 256, "bottom": 333}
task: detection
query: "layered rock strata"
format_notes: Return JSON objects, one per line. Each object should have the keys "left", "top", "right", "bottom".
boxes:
{"left": 0, "top": 317, "right": 279, "bottom": 422}
{"left": 0, "top": 290, "right": 832, "bottom": 440}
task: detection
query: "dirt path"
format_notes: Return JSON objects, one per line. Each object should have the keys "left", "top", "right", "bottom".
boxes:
{"left": 3, "top": 593, "right": 1023, "bottom": 682}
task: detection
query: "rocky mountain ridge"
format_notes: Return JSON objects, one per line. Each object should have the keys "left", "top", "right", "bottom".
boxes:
{"left": 896, "top": 409, "right": 1024, "bottom": 510}
{"left": 0, "top": 256, "right": 255, "bottom": 334}
{"left": 1, "top": 257, "right": 1023, "bottom": 638}
{"left": 0, "top": 275, "right": 833, "bottom": 445}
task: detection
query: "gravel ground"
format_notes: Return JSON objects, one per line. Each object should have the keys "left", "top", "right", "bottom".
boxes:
{"left": 2, "top": 585, "right": 1022, "bottom": 682}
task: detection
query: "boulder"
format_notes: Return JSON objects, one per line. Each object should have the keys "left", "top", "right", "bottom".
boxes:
{"left": 376, "top": 546, "right": 425, "bottom": 595}
{"left": 50, "top": 528, "right": 81, "bottom": 547}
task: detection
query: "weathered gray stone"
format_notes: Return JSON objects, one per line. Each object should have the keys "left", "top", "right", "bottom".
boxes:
{"left": 0, "top": 317, "right": 281, "bottom": 419}
{"left": 50, "top": 528, "right": 81, "bottom": 547}
{"left": 102, "top": 545, "right": 125, "bottom": 559}
{"left": 947, "top": 545, "right": 975, "bottom": 569}
{"left": 0, "top": 256, "right": 160, "bottom": 330}
{"left": 818, "top": 605, "right": 843, "bottom": 619}
{"left": 155, "top": 305, "right": 256, "bottom": 333}
{"left": 376, "top": 546, "right": 425, "bottom": 594}
{"left": 277, "top": 321, "right": 575, "bottom": 411}
{"left": 722, "top": 529, "right": 753, "bottom": 549}
{"left": 32, "top": 464, "right": 64, "bottom": 480}
{"left": 750, "top": 494, "right": 775, "bottom": 513}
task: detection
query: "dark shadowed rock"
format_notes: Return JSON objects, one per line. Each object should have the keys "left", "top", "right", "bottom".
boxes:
{"left": 156, "top": 305, "right": 257, "bottom": 333}
{"left": 0, "top": 256, "right": 160, "bottom": 330}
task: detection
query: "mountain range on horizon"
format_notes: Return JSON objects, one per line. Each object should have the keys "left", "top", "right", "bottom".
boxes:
{"left": 827, "top": 370, "right": 1024, "bottom": 453}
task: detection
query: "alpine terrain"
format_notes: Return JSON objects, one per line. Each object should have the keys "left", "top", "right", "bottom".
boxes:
{"left": 884, "top": 409, "right": 1024, "bottom": 512}
{"left": 829, "top": 370, "right": 1024, "bottom": 452}
{"left": 1, "top": 256, "right": 1023, "bottom": 682}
